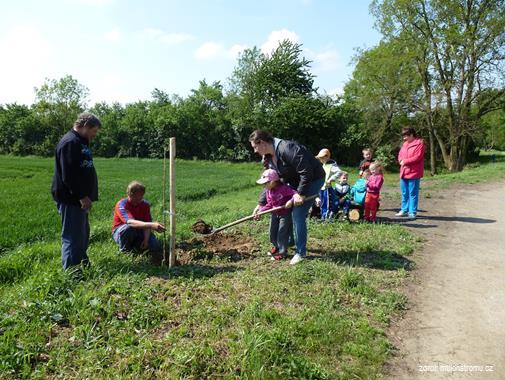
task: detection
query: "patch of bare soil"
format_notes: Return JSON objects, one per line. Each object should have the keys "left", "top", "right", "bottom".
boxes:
{"left": 150, "top": 233, "right": 260, "bottom": 266}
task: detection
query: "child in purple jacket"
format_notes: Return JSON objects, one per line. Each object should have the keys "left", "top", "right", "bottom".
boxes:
{"left": 253, "top": 169, "right": 296, "bottom": 261}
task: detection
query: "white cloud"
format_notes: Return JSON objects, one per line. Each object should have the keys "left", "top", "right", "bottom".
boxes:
{"left": 228, "top": 44, "right": 248, "bottom": 59}
{"left": 194, "top": 42, "right": 248, "bottom": 61}
{"left": 261, "top": 29, "right": 300, "bottom": 55}
{"left": 104, "top": 28, "right": 121, "bottom": 42}
{"left": 195, "top": 42, "right": 225, "bottom": 60}
{"left": 314, "top": 49, "right": 341, "bottom": 72}
{"left": 160, "top": 33, "right": 195, "bottom": 45}
{"left": 0, "top": 27, "right": 54, "bottom": 104}
{"left": 304, "top": 46, "right": 342, "bottom": 74}
{"left": 88, "top": 73, "right": 131, "bottom": 104}
{"left": 139, "top": 28, "right": 195, "bottom": 45}
{"left": 328, "top": 86, "right": 344, "bottom": 97}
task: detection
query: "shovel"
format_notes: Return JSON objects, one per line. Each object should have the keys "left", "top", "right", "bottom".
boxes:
{"left": 192, "top": 194, "right": 318, "bottom": 236}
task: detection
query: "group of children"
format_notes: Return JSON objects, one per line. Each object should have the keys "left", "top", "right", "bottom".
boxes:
{"left": 309, "top": 147, "right": 384, "bottom": 223}
{"left": 254, "top": 148, "right": 384, "bottom": 261}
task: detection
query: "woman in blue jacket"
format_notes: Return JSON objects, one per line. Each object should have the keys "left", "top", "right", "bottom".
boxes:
{"left": 249, "top": 130, "right": 325, "bottom": 265}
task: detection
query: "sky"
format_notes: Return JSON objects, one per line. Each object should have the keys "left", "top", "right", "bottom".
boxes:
{"left": 0, "top": 0, "right": 382, "bottom": 106}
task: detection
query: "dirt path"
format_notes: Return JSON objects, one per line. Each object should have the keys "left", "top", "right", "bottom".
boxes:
{"left": 384, "top": 180, "right": 505, "bottom": 379}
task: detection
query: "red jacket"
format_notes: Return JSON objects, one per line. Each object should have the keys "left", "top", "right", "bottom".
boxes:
{"left": 398, "top": 138, "right": 426, "bottom": 179}
{"left": 112, "top": 198, "right": 152, "bottom": 232}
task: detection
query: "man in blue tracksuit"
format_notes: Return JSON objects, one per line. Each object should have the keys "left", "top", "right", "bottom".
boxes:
{"left": 51, "top": 112, "right": 101, "bottom": 270}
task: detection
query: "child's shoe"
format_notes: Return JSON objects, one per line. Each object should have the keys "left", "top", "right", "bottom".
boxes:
{"left": 267, "top": 247, "right": 278, "bottom": 256}
{"left": 271, "top": 253, "right": 286, "bottom": 261}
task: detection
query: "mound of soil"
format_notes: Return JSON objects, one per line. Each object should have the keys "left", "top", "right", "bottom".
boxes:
{"left": 150, "top": 233, "right": 259, "bottom": 266}
{"left": 191, "top": 219, "right": 213, "bottom": 234}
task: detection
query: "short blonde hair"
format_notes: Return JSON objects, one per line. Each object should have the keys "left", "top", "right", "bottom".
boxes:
{"left": 369, "top": 161, "right": 383, "bottom": 174}
{"left": 127, "top": 181, "right": 146, "bottom": 196}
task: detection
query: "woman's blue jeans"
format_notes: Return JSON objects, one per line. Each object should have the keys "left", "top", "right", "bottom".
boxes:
{"left": 400, "top": 178, "right": 420, "bottom": 216}
{"left": 293, "top": 178, "right": 325, "bottom": 256}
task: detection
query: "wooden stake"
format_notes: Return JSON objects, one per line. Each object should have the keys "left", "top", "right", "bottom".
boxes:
{"left": 169, "top": 137, "right": 176, "bottom": 268}
{"left": 162, "top": 147, "right": 167, "bottom": 266}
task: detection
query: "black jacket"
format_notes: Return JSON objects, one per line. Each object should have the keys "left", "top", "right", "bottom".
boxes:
{"left": 51, "top": 130, "right": 98, "bottom": 206}
{"left": 265, "top": 138, "right": 325, "bottom": 196}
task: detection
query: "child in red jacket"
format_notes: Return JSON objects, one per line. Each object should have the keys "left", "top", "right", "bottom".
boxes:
{"left": 364, "top": 162, "right": 384, "bottom": 223}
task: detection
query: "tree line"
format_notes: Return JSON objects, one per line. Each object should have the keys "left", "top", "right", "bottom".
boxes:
{"left": 1, "top": 0, "right": 504, "bottom": 172}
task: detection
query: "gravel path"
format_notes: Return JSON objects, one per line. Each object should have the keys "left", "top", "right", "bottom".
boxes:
{"left": 384, "top": 180, "right": 505, "bottom": 379}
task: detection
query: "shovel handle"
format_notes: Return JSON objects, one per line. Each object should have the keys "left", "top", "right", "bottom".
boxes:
{"left": 210, "top": 193, "right": 318, "bottom": 235}
{"left": 211, "top": 206, "right": 285, "bottom": 235}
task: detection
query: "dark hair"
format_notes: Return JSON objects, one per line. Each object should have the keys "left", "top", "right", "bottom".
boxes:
{"left": 74, "top": 112, "right": 101, "bottom": 129}
{"left": 401, "top": 127, "right": 417, "bottom": 137}
{"left": 249, "top": 130, "right": 273, "bottom": 144}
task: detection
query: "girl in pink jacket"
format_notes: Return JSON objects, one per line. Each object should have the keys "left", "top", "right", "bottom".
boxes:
{"left": 396, "top": 127, "right": 426, "bottom": 220}
{"left": 254, "top": 169, "right": 296, "bottom": 261}
{"left": 364, "top": 162, "right": 384, "bottom": 222}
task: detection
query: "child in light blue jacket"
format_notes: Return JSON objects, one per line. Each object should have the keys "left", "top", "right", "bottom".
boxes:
{"left": 350, "top": 169, "right": 370, "bottom": 206}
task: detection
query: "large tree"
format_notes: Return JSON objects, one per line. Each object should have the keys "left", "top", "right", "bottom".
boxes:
{"left": 371, "top": 0, "right": 505, "bottom": 171}
{"left": 33, "top": 75, "right": 89, "bottom": 155}
{"left": 345, "top": 39, "right": 420, "bottom": 144}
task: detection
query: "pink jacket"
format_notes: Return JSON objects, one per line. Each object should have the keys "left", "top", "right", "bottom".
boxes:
{"left": 398, "top": 138, "right": 426, "bottom": 179}
{"left": 366, "top": 174, "right": 384, "bottom": 195}
{"left": 259, "top": 184, "right": 297, "bottom": 216}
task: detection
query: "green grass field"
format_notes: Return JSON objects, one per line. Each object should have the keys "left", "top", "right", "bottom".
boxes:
{"left": 1, "top": 154, "right": 504, "bottom": 379}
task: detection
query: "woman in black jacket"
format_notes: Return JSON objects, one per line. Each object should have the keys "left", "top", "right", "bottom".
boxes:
{"left": 249, "top": 130, "right": 325, "bottom": 265}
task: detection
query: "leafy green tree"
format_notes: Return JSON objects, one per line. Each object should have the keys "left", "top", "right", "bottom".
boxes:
{"left": 176, "top": 80, "right": 233, "bottom": 159}
{"left": 118, "top": 102, "right": 154, "bottom": 157}
{"left": 33, "top": 75, "right": 89, "bottom": 155}
{"left": 345, "top": 39, "right": 420, "bottom": 146}
{"left": 0, "top": 104, "right": 43, "bottom": 155}
{"left": 480, "top": 109, "right": 505, "bottom": 150}
{"left": 90, "top": 102, "right": 125, "bottom": 157}
{"left": 371, "top": 0, "right": 505, "bottom": 171}
{"left": 230, "top": 40, "right": 315, "bottom": 110}
{"left": 228, "top": 40, "right": 328, "bottom": 159}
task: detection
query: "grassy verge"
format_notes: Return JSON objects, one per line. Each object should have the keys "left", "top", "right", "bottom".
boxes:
{"left": 1, "top": 153, "right": 503, "bottom": 378}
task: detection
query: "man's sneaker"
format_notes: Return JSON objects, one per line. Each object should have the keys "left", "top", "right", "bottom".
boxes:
{"left": 267, "top": 247, "right": 278, "bottom": 256}
{"left": 395, "top": 211, "right": 408, "bottom": 217}
{"left": 408, "top": 214, "right": 416, "bottom": 220}
{"left": 290, "top": 253, "right": 304, "bottom": 265}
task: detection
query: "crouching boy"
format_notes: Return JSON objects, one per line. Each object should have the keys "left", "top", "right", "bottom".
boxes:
{"left": 112, "top": 181, "right": 166, "bottom": 253}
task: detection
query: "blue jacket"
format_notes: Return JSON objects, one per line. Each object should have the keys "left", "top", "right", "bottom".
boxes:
{"left": 350, "top": 178, "right": 367, "bottom": 206}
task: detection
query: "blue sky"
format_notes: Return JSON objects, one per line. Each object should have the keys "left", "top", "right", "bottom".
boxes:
{"left": 0, "top": 0, "right": 381, "bottom": 105}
